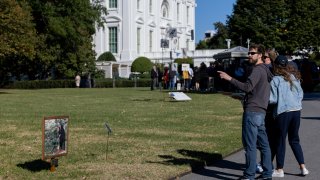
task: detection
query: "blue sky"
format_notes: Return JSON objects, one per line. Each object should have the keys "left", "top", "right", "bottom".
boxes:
{"left": 195, "top": 0, "right": 236, "bottom": 42}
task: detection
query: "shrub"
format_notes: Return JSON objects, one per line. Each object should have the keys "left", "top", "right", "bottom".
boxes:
{"left": 131, "top": 56, "right": 153, "bottom": 73}
{"left": 97, "top": 51, "right": 116, "bottom": 61}
{"left": 92, "top": 69, "right": 105, "bottom": 79}
{"left": 6, "top": 79, "right": 151, "bottom": 89}
{"left": 174, "top": 57, "right": 194, "bottom": 65}
{"left": 9, "top": 80, "right": 75, "bottom": 89}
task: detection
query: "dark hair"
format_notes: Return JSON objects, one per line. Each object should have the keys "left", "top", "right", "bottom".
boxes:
{"left": 249, "top": 44, "right": 265, "bottom": 55}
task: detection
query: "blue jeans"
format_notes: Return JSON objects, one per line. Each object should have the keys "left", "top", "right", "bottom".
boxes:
{"left": 169, "top": 79, "right": 175, "bottom": 90}
{"left": 242, "top": 111, "right": 272, "bottom": 179}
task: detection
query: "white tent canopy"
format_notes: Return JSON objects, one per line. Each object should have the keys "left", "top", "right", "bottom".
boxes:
{"left": 213, "top": 46, "right": 249, "bottom": 60}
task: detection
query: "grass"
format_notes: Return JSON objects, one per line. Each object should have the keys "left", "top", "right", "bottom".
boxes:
{"left": 0, "top": 88, "right": 243, "bottom": 179}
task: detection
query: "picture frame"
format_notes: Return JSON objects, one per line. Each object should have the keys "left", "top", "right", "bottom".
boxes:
{"left": 42, "top": 116, "right": 69, "bottom": 160}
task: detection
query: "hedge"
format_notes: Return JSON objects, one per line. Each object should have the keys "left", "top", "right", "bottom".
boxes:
{"left": 5, "top": 79, "right": 151, "bottom": 89}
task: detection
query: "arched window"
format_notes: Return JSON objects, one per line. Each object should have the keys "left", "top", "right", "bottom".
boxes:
{"left": 161, "top": 0, "right": 169, "bottom": 18}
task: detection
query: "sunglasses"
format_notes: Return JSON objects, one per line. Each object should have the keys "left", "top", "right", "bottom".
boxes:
{"left": 248, "top": 52, "right": 259, "bottom": 55}
{"left": 263, "top": 56, "right": 270, "bottom": 59}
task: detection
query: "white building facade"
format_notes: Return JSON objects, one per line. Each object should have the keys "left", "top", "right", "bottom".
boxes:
{"left": 94, "top": 0, "right": 223, "bottom": 78}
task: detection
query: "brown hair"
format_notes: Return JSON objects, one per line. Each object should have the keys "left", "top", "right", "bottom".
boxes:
{"left": 273, "top": 63, "right": 301, "bottom": 89}
{"left": 267, "top": 49, "right": 278, "bottom": 62}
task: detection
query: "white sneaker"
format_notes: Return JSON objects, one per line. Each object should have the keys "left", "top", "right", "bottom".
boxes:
{"left": 301, "top": 168, "right": 309, "bottom": 176}
{"left": 272, "top": 169, "right": 284, "bottom": 178}
{"left": 256, "top": 163, "right": 263, "bottom": 173}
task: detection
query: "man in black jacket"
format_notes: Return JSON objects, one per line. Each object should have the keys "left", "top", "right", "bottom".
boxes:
{"left": 218, "top": 44, "right": 273, "bottom": 180}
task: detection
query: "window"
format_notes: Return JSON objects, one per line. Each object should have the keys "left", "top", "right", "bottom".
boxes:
{"left": 162, "top": 8, "right": 167, "bottom": 18}
{"left": 177, "top": 3, "right": 180, "bottom": 21}
{"left": 149, "top": 31, "right": 153, "bottom": 52}
{"left": 161, "top": 0, "right": 169, "bottom": 18}
{"left": 186, "top": 39, "right": 189, "bottom": 50}
{"left": 109, "top": 27, "right": 118, "bottom": 53}
{"left": 137, "top": 28, "right": 141, "bottom": 53}
{"left": 187, "top": 6, "right": 190, "bottom": 24}
{"left": 137, "top": 0, "right": 141, "bottom": 11}
{"left": 109, "top": 0, "right": 117, "bottom": 8}
{"left": 162, "top": 9, "right": 167, "bottom": 18}
{"left": 149, "top": 0, "right": 153, "bottom": 14}
{"left": 177, "top": 38, "right": 180, "bottom": 49}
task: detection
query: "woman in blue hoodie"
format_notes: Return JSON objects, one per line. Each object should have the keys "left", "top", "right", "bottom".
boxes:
{"left": 270, "top": 55, "right": 309, "bottom": 177}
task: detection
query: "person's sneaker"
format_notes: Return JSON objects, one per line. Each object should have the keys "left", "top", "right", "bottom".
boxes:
{"left": 256, "top": 163, "right": 263, "bottom": 173}
{"left": 301, "top": 167, "right": 309, "bottom": 176}
{"left": 272, "top": 169, "right": 284, "bottom": 177}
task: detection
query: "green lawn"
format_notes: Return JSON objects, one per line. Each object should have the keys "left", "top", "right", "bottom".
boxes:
{"left": 0, "top": 88, "right": 243, "bottom": 179}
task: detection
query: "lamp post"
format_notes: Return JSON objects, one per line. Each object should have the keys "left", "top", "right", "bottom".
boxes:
{"left": 247, "top": 38, "right": 251, "bottom": 49}
{"left": 225, "top": 39, "right": 231, "bottom": 49}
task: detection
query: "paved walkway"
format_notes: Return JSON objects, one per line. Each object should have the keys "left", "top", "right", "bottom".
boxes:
{"left": 180, "top": 93, "right": 320, "bottom": 180}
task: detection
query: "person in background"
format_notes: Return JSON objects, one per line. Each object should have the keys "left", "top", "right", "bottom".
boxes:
{"left": 157, "top": 67, "right": 163, "bottom": 91}
{"left": 193, "top": 66, "right": 200, "bottom": 91}
{"left": 169, "top": 64, "right": 177, "bottom": 91}
{"left": 207, "top": 62, "right": 215, "bottom": 91}
{"left": 75, "top": 74, "right": 81, "bottom": 88}
{"left": 163, "top": 66, "right": 169, "bottom": 89}
{"left": 198, "top": 62, "right": 209, "bottom": 92}
{"left": 218, "top": 44, "right": 273, "bottom": 180}
{"left": 270, "top": 55, "right": 309, "bottom": 177}
{"left": 150, "top": 65, "right": 158, "bottom": 91}
{"left": 188, "top": 66, "right": 194, "bottom": 90}
{"left": 182, "top": 67, "right": 190, "bottom": 91}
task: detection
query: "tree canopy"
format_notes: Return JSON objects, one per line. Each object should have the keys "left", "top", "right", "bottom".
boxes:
{"left": 0, "top": 0, "right": 38, "bottom": 83}
{"left": 198, "top": 0, "right": 320, "bottom": 53}
{"left": 27, "top": 0, "right": 107, "bottom": 79}
{"left": 0, "top": 0, "right": 106, "bottom": 84}
{"left": 228, "top": 0, "right": 320, "bottom": 52}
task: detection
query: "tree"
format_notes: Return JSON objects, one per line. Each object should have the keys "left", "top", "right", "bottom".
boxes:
{"left": 196, "top": 22, "right": 229, "bottom": 49}
{"left": 227, "top": 0, "right": 320, "bottom": 52}
{"left": 0, "top": 0, "right": 37, "bottom": 82}
{"left": 207, "top": 22, "right": 230, "bottom": 49}
{"left": 196, "top": 40, "right": 208, "bottom": 49}
{"left": 286, "top": 0, "right": 320, "bottom": 51}
{"left": 227, "top": 0, "right": 289, "bottom": 49}
{"left": 0, "top": 0, "right": 37, "bottom": 59}
{"left": 26, "top": 0, "right": 107, "bottom": 79}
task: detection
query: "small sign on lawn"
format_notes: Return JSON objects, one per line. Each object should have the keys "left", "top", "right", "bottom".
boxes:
{"left": 42, "top": 116, "right": 69, "bottom": 160}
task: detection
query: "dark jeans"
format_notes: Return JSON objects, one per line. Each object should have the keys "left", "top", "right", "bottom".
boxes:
{"left": 275, "top": 111, "right": 305, "bottom": 168}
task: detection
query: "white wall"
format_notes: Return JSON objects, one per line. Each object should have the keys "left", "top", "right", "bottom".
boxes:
{"left": 93, "top": 0, "right": 222, "bottom": 78}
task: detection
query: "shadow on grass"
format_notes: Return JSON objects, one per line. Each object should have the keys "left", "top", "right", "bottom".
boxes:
{"left": 147, "top": 149, "right": 223, "bottom": 170}
{"left": 0, "top": 92, "right": 11, "bottom": 94}
{"left": 148, "top": 149, "right": 246, "bottom": 180}
{"left": 131, "top": 98, "right": 152, "bottom": 101}
{"left": 17, "top": 159, "right": 51, "bottom": 172}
